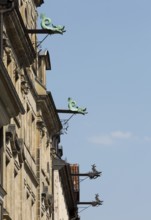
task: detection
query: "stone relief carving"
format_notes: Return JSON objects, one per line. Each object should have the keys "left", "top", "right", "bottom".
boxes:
{"left": 37, "top": 121, "right": 46, "bottom": 137}
{"left": 41, "top": 185, "right": 53, "bottom": 216}
{"left": 6, "top": 124, "right": 25, "bottom": 165}
{"left": 21, "top": 75, "right": 30, "bottom": 95}
{"left": 13, "top": 65, "right": 20, "bottom": 81}
{"left": 16, "top": 138, "right": 25, "bottom": 163}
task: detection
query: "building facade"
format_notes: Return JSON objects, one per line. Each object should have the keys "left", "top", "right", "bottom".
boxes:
{"left": 0, "top": 0, "right": 79, "bottom": 220}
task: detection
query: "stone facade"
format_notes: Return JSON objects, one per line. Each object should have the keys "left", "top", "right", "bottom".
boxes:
{"left": 53, "top": 159, "right": 79, "bottom": 220}
{"left": 0, "top": 0, "right": 80, "bottom": 220}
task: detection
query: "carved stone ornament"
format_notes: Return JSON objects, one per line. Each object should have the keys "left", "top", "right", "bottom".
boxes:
{"left": 6, "top": 124, "right": 16, "bottom": 147}
{"left": 15, "top": 138, "right": 25, "bottom": 163}
{"left": 41, "top": 186, "right": 53, "bottom": 216}
{"left": 50, "top": 147, "right": 56, "bottom": 157}
{"left": 6, "top": 125, "right": 25, "bottom": 163}
{"left": 37, "top": 121, "right": 46, "bottom": 137}
{"left": 13, "top": 65, "right": 20, "bottom": 81}
{"left": 21, "top": 79, "right": 30, "bottom": 95}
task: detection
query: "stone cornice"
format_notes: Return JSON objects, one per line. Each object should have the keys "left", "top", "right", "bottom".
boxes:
{"left": 37, "top": 92, "right": 62, "bottom": 136}
{"left": 25, "top": 70, "right": 62, "bottom": 137}
{"left": 4, "top": 7, "right": 36, "bottom": 67}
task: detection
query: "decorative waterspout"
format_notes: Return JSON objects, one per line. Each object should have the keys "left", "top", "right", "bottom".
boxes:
{"left": 68, "top": 97, "right": 87, "bottom": 115}
{"left": 40, "top": 14, "right": 66, "bottom": 34}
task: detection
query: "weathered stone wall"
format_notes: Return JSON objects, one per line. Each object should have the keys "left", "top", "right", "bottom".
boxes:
{"left": 2, "top": 1, "right": 56, "bottom": 220}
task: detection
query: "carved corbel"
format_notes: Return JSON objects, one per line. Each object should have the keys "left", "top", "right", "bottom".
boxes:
{"left": 15, "top": 138, "right": 25, "bottom": 163}
{"left": 41, "top": 186, "right": 53, "bottom": 216}
{"left": 6, "top": 124, "right": 17, "bottom": 154}
{"left": 50, "top": 147, "right": 56, "bottom": 158}
{"left": 45, "top": 194, "right": 53, "bottom": 209}
{"left": 41, "top": 185, "right": 48, "bottom": 200}
{"left": 37, "top": 121, "right": 46, "bottom": 137}
{"left": 45, "top": 193, "right": 53, "bottom": 217}
{"left": 6, "top": 125, "right": 25, "bottom": 164}
{"left": 13, "top": 65, "right": 20, "bottom": 81}
{"left": 21, "top": 80, "right": 30, "bottom": 95}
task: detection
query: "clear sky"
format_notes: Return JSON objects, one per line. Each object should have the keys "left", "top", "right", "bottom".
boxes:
{"left": 38, "top": 1, "right": 151, "bottom": 219}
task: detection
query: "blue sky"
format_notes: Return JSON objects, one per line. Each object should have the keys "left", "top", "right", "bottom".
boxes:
{"left": 38, "top": 1, "right": 151, "bottom": 219}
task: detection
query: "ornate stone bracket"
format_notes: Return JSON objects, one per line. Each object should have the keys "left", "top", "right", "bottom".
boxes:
{"left": 13, "top": 66, "right": 20, "bottom": 81}
{"left": 6, "top": 124, "right": 16, "bottom": 152}
{"left": 50, "top": 147, "right": 56, "bottom": 158}
{"left": 6, "top": 125, "right": 25, "bottom": 164}
{"left": 37, "top": 120, "right": 46, "bottom": 137}
{"left": 41, "top": 186, "right": 53, "bottom": 216}
{"left": 16, "top": 138, "right": 25, "bottom": 163}
{"left": 21, "top": 79, "right": 30, "bottom": 95}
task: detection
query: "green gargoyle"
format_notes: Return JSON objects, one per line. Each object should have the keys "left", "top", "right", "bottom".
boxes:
{"left": 68, "top": 97, "right": 87, "bottom": 115}
{"left": 40, "top": 14, "right": 66, "bottom": 34}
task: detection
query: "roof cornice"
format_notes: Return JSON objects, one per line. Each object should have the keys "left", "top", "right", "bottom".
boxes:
{"left": 37, "top": 92, "right": 62, "bottom": 136}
